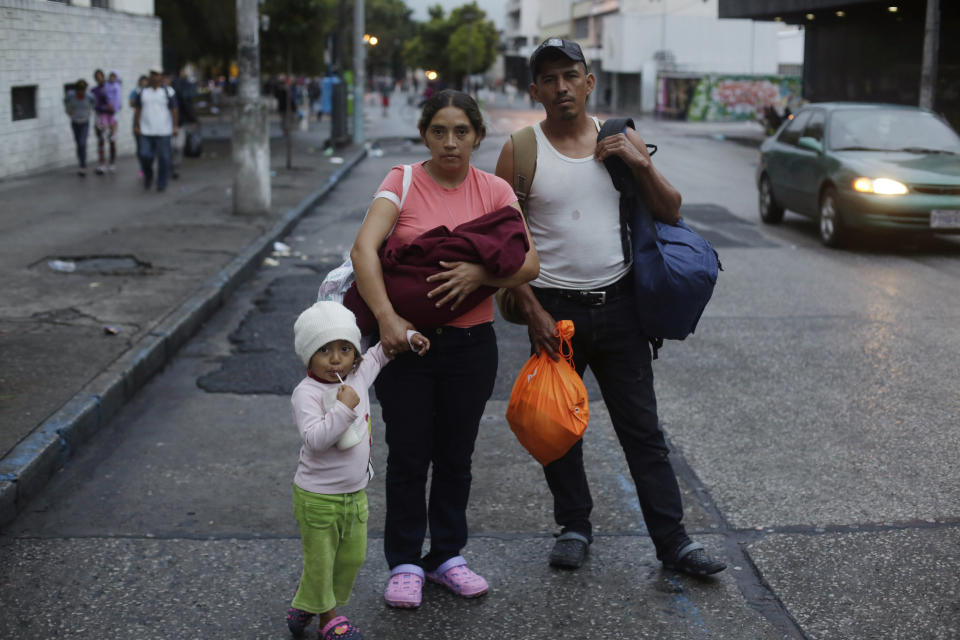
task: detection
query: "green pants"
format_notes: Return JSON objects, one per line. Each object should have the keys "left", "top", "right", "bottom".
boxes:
{"left": 291, "top": 484, "right": 369, "bottom": 614}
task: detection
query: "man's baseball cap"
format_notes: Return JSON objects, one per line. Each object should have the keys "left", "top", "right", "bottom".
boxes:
{"left": 529, "top": 38, "right": 586, "bottom": 79}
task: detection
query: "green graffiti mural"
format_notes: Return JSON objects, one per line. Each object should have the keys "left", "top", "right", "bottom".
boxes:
{"left": 687, "top": 75, "right": 802, "bottom": 122}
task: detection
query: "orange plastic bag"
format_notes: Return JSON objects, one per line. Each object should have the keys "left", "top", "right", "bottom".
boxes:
{"left": 506, "top": 320, "right": 589, "bottom": 465}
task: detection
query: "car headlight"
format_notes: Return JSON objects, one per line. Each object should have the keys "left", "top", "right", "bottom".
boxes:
{"left": 852, "top": 177, "right": 909, "bottom": 195}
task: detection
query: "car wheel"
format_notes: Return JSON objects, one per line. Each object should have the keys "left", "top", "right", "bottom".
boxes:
{"left": 819, "top": 186, "right": 845, "bottom": 247}
{"left": 758, "top": 174, "right": 784, "bottom": 224}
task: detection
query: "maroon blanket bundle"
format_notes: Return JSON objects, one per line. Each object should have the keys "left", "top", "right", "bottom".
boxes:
{"left": 344, "top": 205, "right": 529, "bottom": 334}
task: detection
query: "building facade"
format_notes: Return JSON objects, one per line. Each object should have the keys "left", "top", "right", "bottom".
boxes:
{"left": 719, "top": 0, "right": 960, "bottom": 127}
{"left": 500, "top": 0, "right": 794, "bottom": 118}
{"left": 1, "top": 0, "right": 160, "bottom": 179}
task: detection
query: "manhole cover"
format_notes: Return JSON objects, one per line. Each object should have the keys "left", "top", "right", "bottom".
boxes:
{"left": 43, "top": 254, "right": 154, "bottom": 275}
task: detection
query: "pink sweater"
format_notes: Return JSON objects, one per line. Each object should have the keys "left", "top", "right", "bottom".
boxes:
{"left": 291, "top": 342, "right": 390, "bottom": 495}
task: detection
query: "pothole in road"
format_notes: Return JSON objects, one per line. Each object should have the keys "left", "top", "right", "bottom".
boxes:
{"left": 39, "top": 254, "right": 157, "bottom": 275}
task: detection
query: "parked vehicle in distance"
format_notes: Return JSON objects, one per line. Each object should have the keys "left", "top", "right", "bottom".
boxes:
{"left": 756, "top": 103, "right": 960, "bottom": 247}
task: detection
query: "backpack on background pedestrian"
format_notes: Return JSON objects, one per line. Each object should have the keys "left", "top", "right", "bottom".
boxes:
{"left": 63, "top": 79, "right": 95, "bottom": 176}
{"left": 133, "top": 69, "right": 178, "bottom": 192}
{"left": 90, "top": 69, "right": 118, "bottom": 174}
{"left": 494, "top": 38, "right": 727, "bottom": 577}
{"left": 286, "top": 302, "right": 429, "bottom": 639}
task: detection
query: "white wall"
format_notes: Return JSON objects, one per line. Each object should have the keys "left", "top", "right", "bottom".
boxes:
{"left": 538, "top": 0, "right": 572, "bottom": 37}
{"left": 778, "top": 26, "right": 804, "bottom": 66}
{"left": 0, "top": 0, "right": 161, "bottom": 179}
{"left": 602, "top": 13, "right": 780, "bottom": 75}
{"left": 621, "top": 0, "right": 717, "bottom": 18}
{"left": 69, "top": 0, "right": 153, "bottom": 13}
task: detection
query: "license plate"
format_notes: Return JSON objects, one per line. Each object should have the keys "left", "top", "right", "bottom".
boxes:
{"left": 931, "top": 210, "right": 960, "bottom": 229}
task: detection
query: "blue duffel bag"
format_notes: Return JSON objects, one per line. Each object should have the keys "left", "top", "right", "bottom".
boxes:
{"left": 598, "top": 118, "right": 720, "bottom": 341}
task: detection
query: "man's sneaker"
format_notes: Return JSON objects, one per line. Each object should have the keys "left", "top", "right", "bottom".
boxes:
{"left": 663, "top": 542, "right": 726, "bottom": 576}
{"left": 143, "top": 176, "right": 152, "bottom": 190}
{"left": 77, "top": 168, "right": 86, "bottom": 177}
{"left": 107, "top": 164, "right": 116, "bottom": 173}
{"left": 425, "top": 556, "right": 488, "bottom": 598}
{"left": 320, "top": 616, "right": 363, "bottom": 639}
{"left": 384, "top": 569, "right": 423, "bottom": 608}
{"left": 285, "top": 607, "right": 314, "bottom": 637}
{"left": 549, "top": 531, "right": 590, "bottom": 569}
{"left": 95, "top": 165, "right": 106, "bottom": 175}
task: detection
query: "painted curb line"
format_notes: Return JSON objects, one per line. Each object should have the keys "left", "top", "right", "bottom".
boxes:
{"left": 0, "top": 148, "right": 367, "bottom": 528}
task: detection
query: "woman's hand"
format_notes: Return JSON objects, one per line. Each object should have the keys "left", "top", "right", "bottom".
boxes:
{"left": 425, "top": 260, "right": 486, "bottom": 311}
{"left": 378, "top": 311, "right": 416, "bottom": 356}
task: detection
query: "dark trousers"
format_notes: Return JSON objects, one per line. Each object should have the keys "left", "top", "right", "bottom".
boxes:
{"left": 139, "top": 135, "right": 172, "bottom": 189}
{"left": 533, "top": 285, "right": 690, "bottom": 562}
{"left": 71, "top": 122, "right": 89, "bottom": 168}
{"left": 375, "top": 323, "right": 498, "bottom": 572}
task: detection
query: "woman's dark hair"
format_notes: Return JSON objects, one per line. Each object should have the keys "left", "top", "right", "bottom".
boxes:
{"left": 417, "top": 89, "right": 486, "bottom": 144}
{"left": 93, "top": 69, "right": 104, "bottom": 79}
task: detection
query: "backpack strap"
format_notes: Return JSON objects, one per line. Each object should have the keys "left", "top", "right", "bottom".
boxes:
{"left": 510, "top": 126, "right": 537, "bottom": 218}
{"left": 399, "top": 163, "right": 412, "bottom": 209}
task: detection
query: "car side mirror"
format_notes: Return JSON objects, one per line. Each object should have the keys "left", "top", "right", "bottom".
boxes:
{"left": 798, "top": 136, "right": 824, "bottom": 154}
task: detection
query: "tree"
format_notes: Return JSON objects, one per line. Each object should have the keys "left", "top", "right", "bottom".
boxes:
{"left": 156, "top": 0, "right": 236, "bottom": 76}
{"left": 363, "top": 0, "right": 417, "bottom": 81}
{"left": 259, "top": 0, "right": 335, "bottom": 75}
{"left": 403, "top": 3, "right": 498, "bottom": 88}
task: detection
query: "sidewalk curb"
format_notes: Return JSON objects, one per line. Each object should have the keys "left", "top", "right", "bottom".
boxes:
{"left": 0, "top": 148, "right": 368, "bottom": 529}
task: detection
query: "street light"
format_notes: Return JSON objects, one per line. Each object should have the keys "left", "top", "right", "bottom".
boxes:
{"left": 425, "top": 70, "right": 438, "bottom": 81}
{"left": 364, "top": 33, "right": 378, "bottom": 46}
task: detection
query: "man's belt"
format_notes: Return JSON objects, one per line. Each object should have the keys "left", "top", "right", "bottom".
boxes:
{"left": 533, "top": 276, "right": 631, "bottom": 307}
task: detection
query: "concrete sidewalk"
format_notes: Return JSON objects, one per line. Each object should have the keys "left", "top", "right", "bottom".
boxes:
{"left": 0, "top": 100, "right": 418, "bottom": 527}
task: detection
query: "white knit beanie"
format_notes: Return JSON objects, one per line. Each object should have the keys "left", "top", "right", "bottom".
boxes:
{"left": 293, "top": 301, "right": 362, "bottom": 366}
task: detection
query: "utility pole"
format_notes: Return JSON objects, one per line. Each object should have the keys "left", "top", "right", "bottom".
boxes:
{"left": 353, "top": 0, "right": 365, "bottom": 144}
{"left": 919, "top": 0, "right": 940, "bottom": 110}
{"left": 233, "top": 0, "right": 270, "bottom": 214}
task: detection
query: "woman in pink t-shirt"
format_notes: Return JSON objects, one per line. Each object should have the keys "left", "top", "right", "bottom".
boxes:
{"left": 351, "top": 90, "right": 539, "bottom": 609}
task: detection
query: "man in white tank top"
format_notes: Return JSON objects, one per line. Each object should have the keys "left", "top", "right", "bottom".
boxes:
{"left": 495, "top": 38, "right": 726, "bottom": 577}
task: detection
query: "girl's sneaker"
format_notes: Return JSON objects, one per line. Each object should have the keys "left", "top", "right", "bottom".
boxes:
{"left": 320, "top": 616, "right": 363, "bottom": 639}
{"left": 285, "top": 607, "right": 314, "bottom": 637}
{"left": 425, "top": 556, "right": 489, "bottom": 598}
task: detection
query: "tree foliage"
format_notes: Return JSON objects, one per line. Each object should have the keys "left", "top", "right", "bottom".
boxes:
{"left": 156, "top": 0, "right": 236, "bottom": 76}
{"left": 259, "top": 0, "right": 336, "bottom": 75}
{"left": 402, "top": 3, "right": 498, "bottom": 87}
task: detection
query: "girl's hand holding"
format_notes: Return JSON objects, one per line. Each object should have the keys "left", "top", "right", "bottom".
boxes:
{"left": 426, "top": 261, "right": 485, "bottom": 310}
{"left": 337, "top": 384, "right": 360, "bottom": 409}
{"left": 409, "top": 332, "right": 430, "bottom": 356}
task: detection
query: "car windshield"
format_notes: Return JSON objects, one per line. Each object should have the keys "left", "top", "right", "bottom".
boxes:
{"left": 828, "top": 109, "right": 960, "bottom": 153}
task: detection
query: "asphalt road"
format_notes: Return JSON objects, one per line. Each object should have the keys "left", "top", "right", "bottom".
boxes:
{"left": 2, "top": 107, "right": 959, "bottom": 639}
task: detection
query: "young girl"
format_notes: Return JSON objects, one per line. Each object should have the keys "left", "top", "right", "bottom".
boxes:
{"left": 287, "top": 301, "right": 429, "bottom": 638}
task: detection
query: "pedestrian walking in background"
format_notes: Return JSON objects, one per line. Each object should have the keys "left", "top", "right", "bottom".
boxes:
{"left": 90, "top": 69, "right": 118, "bottom": 175}
{"left": 286, "top": 301, "right": 429, "bottom": 639}
{"left": 319, "top": 72, "right": 339, "bottom": 123}
{"left": 129, "top": 75, "right": 148, "bottom": 178}
{"left": 63, "top": 79, "right": 94, "bottom": 176}
{"left": 495, "top": 39, "right": 727, "bottom": 576}
{"left": 350, "top": 90, "right": 539, "bottom": 609}
{"left": 105, "top": 70, "right": 123, "bottom": 172}
{"left": 133, "top": 69, "right": 178, "bottom": 192}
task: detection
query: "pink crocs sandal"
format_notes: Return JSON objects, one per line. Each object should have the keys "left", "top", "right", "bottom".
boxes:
{"left": 426, "top": 556, "right": 489, "bottom": 598}
{"left": 384, "top": 569, "right": 423, "bottom": 608}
